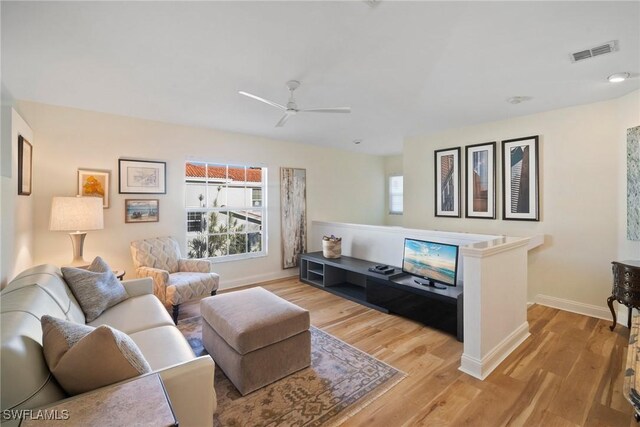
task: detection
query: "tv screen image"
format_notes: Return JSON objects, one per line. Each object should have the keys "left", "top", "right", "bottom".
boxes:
{"left": 402, "top": 238, "right": 459, "bottom": 287}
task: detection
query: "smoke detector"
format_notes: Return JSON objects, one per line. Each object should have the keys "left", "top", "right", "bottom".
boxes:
{"left": 570, "top": 40, "right": 619, "bottom": 63}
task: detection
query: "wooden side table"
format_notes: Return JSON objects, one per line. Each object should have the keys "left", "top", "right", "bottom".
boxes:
{"left": 20, "top": 374, "right": 177, "bottom": 426}
{"left": 608, "top": 260, "right": 640, "bottom": 331}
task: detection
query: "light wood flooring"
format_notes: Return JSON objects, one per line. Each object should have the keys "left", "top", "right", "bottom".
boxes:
{"left": 177, "top": 277, "right": 634, "bottom": 426}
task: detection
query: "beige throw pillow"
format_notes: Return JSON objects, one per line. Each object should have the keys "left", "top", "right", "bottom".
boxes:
{"left": 62, "top": 256, "right": 127, "bottom": 322}
{"left": 41, "top": 315, "right": 152, "bottom": 395}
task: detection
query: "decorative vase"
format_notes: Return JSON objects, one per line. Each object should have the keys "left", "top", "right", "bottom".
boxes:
{"left": 322, "top": 237, "right": 342, "bottom": 258}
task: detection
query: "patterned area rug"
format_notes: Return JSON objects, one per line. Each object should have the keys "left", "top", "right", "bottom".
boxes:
{"left": 177, "top": 316, "right": 405, "bottom": 426}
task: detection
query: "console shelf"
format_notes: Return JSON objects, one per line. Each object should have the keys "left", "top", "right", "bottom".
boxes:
{"left": 299, "top": 252, "right": 463, "bottom": 341}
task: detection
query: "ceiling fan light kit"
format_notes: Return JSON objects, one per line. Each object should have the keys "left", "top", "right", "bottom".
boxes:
{"left": 239, "top": 80, "right": 351, "bottom": 127}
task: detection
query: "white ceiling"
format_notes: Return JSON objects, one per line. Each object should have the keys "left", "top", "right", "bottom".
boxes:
{"left": 2, "top": 1, "right": 639, "bottom": 155}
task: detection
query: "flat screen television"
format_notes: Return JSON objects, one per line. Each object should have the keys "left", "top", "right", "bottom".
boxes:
{"left": 402, "top": 238, "right": 459, "bottom": 289}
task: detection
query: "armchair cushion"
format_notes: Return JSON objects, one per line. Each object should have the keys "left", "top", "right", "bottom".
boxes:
{"left": 61, "top": 257, "right": 127, "bottom": 322}
{"left": 166, "top": 272, "right": 218, "bottom": 306}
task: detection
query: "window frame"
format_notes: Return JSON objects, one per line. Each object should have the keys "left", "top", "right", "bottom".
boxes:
{"left": 388, "top": 174, "right": 404, "bottom": 215}
{"left": 185, "top": 162, "right": 268, "bottom": 263}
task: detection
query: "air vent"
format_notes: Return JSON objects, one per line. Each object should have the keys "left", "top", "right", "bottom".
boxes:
{"left": 570, "top": 40, "right": 619, "bottom": 62}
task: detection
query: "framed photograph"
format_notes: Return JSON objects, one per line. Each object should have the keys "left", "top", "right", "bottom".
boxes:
{"left": 17, "top": 135, "right": 32, "bottom": 196}
{"left": 502, "top": 136, "right": 540, "bottom": 221}
{"left": 118, "top": 159, "right": 166, "bottom": 194}
{"left": 78, "top": 169, "right": 110, "bottom": 208}
{"left": 434, "top": 147, "right": 461, "bottom": 217}
{"left": 465, "top": 142, "right": 496, "bottom": 219}
{"left": 125, "top": 199, "right": 159, "bottom": 223}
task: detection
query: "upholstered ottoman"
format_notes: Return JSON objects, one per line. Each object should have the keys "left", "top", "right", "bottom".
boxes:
{"left": 201, "top": 287, "right": 310, "bottom": 395}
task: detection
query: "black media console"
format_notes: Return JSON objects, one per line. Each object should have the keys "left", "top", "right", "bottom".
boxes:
{"left": 299, "top": 252, "right": 463, "bottom": 341}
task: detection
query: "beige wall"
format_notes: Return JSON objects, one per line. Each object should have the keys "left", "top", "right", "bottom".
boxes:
{"left": 384, "top": 154, "right": 403, "bottom": 226}
{"left": 0, "top": 108, "right": 35, "bottom": 287}
{"left": 404, "top": 90, "right": 640, "bottom": 310}
{"left": 15, "top": 101, "right": 385, "bottom": 288}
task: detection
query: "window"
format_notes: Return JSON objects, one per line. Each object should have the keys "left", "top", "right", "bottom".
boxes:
{"left": 389, "top": 175, "right": 403, "bottom": 214}
{"left": 185, "top": 162, "right": 266, "bottom": 260}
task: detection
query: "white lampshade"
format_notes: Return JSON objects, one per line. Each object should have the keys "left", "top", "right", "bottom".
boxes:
{"left": 49, "top": 196, "right": 104, "bottom": 232}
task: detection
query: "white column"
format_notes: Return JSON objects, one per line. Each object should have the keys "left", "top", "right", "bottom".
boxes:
{"left": 460, "top": 237, "right": 531, "bottom": 380}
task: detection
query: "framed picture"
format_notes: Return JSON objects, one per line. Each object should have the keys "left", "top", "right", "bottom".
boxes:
{"left": 17, "top": 135, "right": 32, "bottom": 196}
{"left": 434, "top": 147, "right": 461, "bottom": 217}
{"left": 465, "top": 142, "right": 496, "bottom": 219}
{"left": 78, "top": 169, "right": 110, "bottom": 208}
{"left": 502, "top": 136, "right": 540, "bottom": 221}
{"left": 125, "top": 199, "right": 159, "bottom": 223}
{"left": 118, "top": 159, "right": 166, "bottom": 194}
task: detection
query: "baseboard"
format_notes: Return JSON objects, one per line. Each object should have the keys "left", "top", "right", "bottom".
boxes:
{"left": 533, "top": 294, "right": 615, "bottom": 321}
{"left": 220, "top": 271, "right": 298, "bottom": 290}
{"left": 459, "top": 321, "right": 530, "bottom": 380}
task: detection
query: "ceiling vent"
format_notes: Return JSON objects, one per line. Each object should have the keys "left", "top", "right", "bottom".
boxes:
{"left": 570, "top": 40, "right": 619, "bottom": 63}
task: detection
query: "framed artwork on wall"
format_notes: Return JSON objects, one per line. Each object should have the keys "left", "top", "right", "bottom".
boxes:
{"left": 17, "top": 135, "right": 32, "bottom": 196}
{"left": 78, "top": 169, "right": 110, "bottom": 208}
{"left": 502, "top": 136, "right": 540, "bottom": 221}
{"left": 280, "top": 167, "right": 307, "bottom": 269}
{"left": 125, "top": 199, "right": 159, "bottom": 223}
{"left": 465, "top": 142, "right": 496, "bottom": 219}
{"left": 118, "top": 159, "right": 166, "bottom": 194}
{"left": 434, "top": 147, "right": 461, "bottom": 217}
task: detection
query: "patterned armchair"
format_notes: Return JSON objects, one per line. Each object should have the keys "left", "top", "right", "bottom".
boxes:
{"left": 130, "top": 236, "right": 219, "bottom": 323}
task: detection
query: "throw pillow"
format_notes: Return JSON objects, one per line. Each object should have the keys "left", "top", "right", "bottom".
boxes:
{"left": 41, "top": 315, "right": 152, "bottom": 395}
{"left": 62, "top": 256, "right": 127, "bottom": 322}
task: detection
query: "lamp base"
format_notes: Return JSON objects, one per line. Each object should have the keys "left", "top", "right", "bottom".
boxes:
{"left": 68, "top": 232, "right": 89, "bottom": 267}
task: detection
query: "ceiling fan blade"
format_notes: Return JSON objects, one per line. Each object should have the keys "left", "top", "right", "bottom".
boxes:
{"left": 275, "top": 114, "right": 291, "bottom": 128}
{"left": 299, "top": 107, "right": 351, "bottom": 113}
{"left": 239, "top": 91, "right": 286, "bottom": 110}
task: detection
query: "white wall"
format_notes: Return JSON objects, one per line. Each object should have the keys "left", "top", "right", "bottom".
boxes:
{"left": 311, "top": 220, "right": 502, "bottom": 283}
{"left": 403, "top": 90, "right": 640, "bottom": 314}
{"left": 384, "top": 154, "right": 404, "bottom": 226}
{"left": 15, "top": 100, "right": 385, "bottom": 288}
{"left": 0, "top": 107, "right": 35, "bottom": 287}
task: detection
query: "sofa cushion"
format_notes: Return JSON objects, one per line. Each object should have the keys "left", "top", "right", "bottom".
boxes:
{"left": 129, "top": 326, "right": 195, "bottom": 370}
{"left": 62, "top": 257, "right": 127, "bottom": 322}
{"left": 41, "top": 316, "right": 151, "bottom": 395}
{"left": 200, "top": 287, "right": 310, "bottom": 355}
{"left": 88, "top": 294, "right": 174, "bottom": 334}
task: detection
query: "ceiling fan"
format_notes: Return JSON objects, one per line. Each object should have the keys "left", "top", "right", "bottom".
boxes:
{"left": 239, "top": 80, "right": 351, "bottom": 128}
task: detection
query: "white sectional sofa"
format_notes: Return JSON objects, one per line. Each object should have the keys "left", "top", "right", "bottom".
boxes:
{"left": 0, "top": 264, "right": 216, "bottom": 426}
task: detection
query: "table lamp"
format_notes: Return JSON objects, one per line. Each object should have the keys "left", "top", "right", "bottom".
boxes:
{"left": 49, "top": 196, "right": 104, "bottom": 266}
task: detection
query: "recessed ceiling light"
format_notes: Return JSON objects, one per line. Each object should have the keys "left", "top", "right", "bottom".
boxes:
{"left": 608, "top": 72, "right": 630, "bottom": 83}
{"left": 353, "top": 139, "right": 362, "bottom": 145}
{"left": 506, "top": 96, "right": 532, "bottom": 105}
